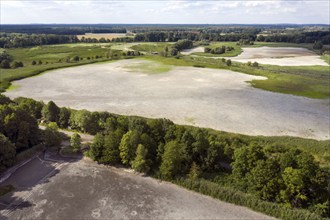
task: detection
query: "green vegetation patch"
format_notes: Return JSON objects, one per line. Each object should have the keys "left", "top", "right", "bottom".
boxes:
{"left": 192, "top": 42, "right": 243, "bottom": 57}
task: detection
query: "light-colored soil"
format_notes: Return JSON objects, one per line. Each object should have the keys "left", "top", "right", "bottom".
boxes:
{"left": 216, "top": 47, "right": 328, "bottom": 66}
{"left": 181, "top": 46, "right": 204, "bottom": 55}
{"left": 5, "top": 59, "right": 330, "bottom": 140}
{"left": 0, "top": 157, "right": 274, "bottom": 219}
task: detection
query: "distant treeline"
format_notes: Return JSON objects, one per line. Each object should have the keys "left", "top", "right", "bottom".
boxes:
{"left": 0, "top": 33, "right": 79, "bottom": 48}
{"left": 257, "top": 31, "right": 330, "bottom": 44}
{"left": 0, "top": 25, "right": 127, "bottom": 35}
{"left": 1, "top": 30, "right": 329, "bottom": 48}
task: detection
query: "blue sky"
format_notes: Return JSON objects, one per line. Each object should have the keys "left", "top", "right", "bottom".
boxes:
{"left": 1, "top": 0, "right": 329, "bottom": 24}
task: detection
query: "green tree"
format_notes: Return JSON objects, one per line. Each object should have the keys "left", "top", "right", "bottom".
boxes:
{"left": 160, "top": 141, "right": 187, "bottom": 180}
{"left": 246, "top": 159, "right": 281, "bottom": 201}
{"left": 42, "top": 101, "right": 60, "bottom": 122}
{"left": 119, "top": 130, "right": 140, "bottom": 165}
{"left": 280, "top": 167, "right": 307, "bottom": 208}
{"left": 100, "top": 130, "right": 123, "bottom": 164}
{"left": 0, "top": 133, "right": 16, "bottom": 173}
{"left": 132, "top": 144, "right": 150, "bottom": 173}
{"left": 72, "top": 56, "right": 80, "bottom": 62}
{"left": 31, "top": 60, "right": 36, "bottom": 65}
{"left": 226, "top": 59, "right": 232, "bottom": 66}
{"left": 44, "top": 122, "right": 62, "bottom": 148}
{"left": 58, "top": 107, "right": 71, "bottom": 128}
{"left": 89, "top": 133, "right": 104, "bottom": 161}
{"left": 0, "top": 60, "right": 10, "bottom": 69}
{"left": 70, "top": 133, "right": 81, "bottom": 152}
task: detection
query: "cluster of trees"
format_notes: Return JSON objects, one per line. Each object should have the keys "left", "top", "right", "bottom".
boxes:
{"left": 173, "top": 39, "right": 193, "bottom": 51}
{"left": 256, "top": 31, "right": 330, "bottom": 44}
{"left": 122, "top": 51, "right": 142, "bottom": 56}
{"left": 204, "top": 46, "right": 234, "bottom": 54}
{"left": 0, "top": 95, "right": 41, "bottom": 172}
{"left": 0, "top": 33, "right": 79, "bottom": 48}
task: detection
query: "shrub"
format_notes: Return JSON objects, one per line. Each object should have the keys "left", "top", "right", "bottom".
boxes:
{"left": 1, "top": 60, "right": 10, "bottom": 69}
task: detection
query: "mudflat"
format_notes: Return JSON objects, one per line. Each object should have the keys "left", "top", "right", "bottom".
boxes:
{"left": 5, "top": 59, "right": 330, "bottom": 140}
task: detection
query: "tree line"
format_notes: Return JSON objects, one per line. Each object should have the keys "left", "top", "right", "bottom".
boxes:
{"left": 0, "top": 95, "right": 329, "bottom": 218}
{"left": 0, "top": 33, "right": 79, "bottom": 48}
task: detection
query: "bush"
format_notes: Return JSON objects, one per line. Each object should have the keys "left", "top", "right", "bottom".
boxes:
{"left": 31, "top": 60, "right": 36, "bottom": 65}
{"left": 226, "top": 59, "right": 232, "bottom": 66}
{"left": 0, "top": 60, "right": 10, "bottom": 69}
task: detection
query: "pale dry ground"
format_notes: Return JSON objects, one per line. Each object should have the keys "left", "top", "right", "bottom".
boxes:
{"left": 181, "top": 46, "right": 205, "bottom": 55}
{"left": 77, "top": 33, "right": 129, "bottom": 40}
{"left": 5, "top": 59, "right": 330, "bottom": 140}
{"left": 208, "top": 47, "right": 329, "bottom": 66}
{"left": 0, "top": 157, "right": 275, "bottom": 220}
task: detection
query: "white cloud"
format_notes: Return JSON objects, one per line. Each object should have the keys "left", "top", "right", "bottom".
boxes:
{"left": 0, "top": 0, "right": 329, "bottom": 24}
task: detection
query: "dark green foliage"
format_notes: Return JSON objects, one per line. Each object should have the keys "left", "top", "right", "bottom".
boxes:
{"left": 175, "top": 178, "right": 323, "bottom": 220}
{"left": 0, "top": 60, "right": 10, "bottom": 69}
{"left": 43, "top": 122, "right": 61, "bottom": 148}
{"left": 173, "top": 40, "right": 193, "bottom": 51}
{"left": 226, "top": 59, "right": 232, "bottom": 66}
{"left": 69, "top": 110, "right": 100, "bottom": 134}
{"left": 0, "top": 104, "right": 39, "bottom": 150}
{"left": 31, "top": 60, "right": 36, "bottom": 65}
{"left": 313, "top": 41, "right": 323, "bottom": 50}
{"left": 70, "top": 133, "right": 81, "bottom": 152}
{"left": 0, "top": 49, "right": 11, "bottom": 62}
{"left": 0, "top": 133, "right": 16, "bottom": 173}
{"left": 132, "top": 144, "right": 150, "bottom": 173}
{"left": 58, "top": 107, "right": 71, "bottom": 128}
{"left": 14, "top": 97, "right": 44, "bottom": 119}
{"left": 0, "top": 94, "right": 12, "bottom": 105}
{"left": 42, "top": 101, "right": 60, "bottom": 123}
{"left": 160, "top": 141, "right": 188, "bottom": 180}
{"left": 72, "top": 56, "right": 80, "bottom": 62}
{"left": 119, "top": 130, "right": 140, "bottom": 165}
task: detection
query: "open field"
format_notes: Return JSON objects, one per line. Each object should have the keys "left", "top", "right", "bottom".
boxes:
{"left": 5, "top": 59, "right": 330, "bottom": 140}
{"left": 0, "top": 155, "right": 274, "bottom": 220}
{"left": 77, "top": 33, "right": 130, "bottom": 40}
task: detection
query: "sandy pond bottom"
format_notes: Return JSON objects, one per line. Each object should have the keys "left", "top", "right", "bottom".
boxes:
{"left": 5, "top": 59, "right": 330, "bottom": 140}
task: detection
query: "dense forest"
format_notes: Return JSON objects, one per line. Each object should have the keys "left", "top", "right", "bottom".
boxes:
{"left": 0, "top": 24, "right": 329, "bottom": 48}
{"left": 0, "top": 94, "right": 329, "bottom": 219}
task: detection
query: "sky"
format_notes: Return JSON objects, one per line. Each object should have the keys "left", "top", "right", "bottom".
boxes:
{"left": 1, "top": 0, "right": 329, "bottom": 24}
